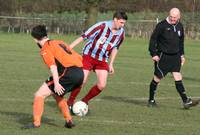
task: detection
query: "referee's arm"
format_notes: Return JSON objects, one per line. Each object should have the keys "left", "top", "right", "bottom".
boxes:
{"left": 149, "top": 24, "right": 162, "bottom": 57}
{"left": 179, "top": 25, "right": 185, "bottom": 56}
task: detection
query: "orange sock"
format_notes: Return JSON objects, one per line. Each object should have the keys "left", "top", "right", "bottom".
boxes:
{"left": 54, "top": 95, "right": 72, "bottom": 122}
{"left": 33, "top": 96, "right": 44, "bottom": 126}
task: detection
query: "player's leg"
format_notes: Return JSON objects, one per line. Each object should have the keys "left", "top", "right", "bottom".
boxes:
{"left": 149, "top": 75, "right": 161, "bottom": 100}
{"left": 67, "top": 69, "right": 90, "bottom": 106}
{"left": 172, "top": 72, "right": 188, "bottom": 102}
{"left": 82, "top": 69, "right": 108, "bottom": 104}
{"left": 148, "top": 75, "right": 161, "bottom": 107}
{"left": 67, "top": 55, "right": 93, "bottom": 106}
{"left": 52, "top": 94, "right": 75, "bottom": 128}
{"left": 172, "top": 72, "right": 199, "bottom": 109}
{"left": 171, "top": 54, "right": 189, "bottom": 102}
{"left": 21, "top": 83, "right": 53, "bottom": 129}
{"left": 148, "top": 58, "right": 166, "bottom": 107}
{"left": 33, "top": 83, "right": 52, "bottom": 127}
{"left": 172, "top": 53, "right": 199, "bottom": 109}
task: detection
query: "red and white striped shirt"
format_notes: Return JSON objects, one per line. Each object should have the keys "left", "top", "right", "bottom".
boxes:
{"left": 82, "top": 21, "right": 125, "bottom": 62}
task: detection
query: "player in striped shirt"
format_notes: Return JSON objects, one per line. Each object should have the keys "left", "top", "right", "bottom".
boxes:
{"left": 67, "top": 11, "right": 128, "bottom": 109}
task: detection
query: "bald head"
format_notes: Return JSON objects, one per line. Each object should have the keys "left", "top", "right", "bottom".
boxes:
{"left": 168, "top": 8, "right": 181, "bottom": 24}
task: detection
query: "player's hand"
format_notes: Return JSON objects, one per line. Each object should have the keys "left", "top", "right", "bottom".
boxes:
{"left": 152, "top": 55, "right": 160, "bottom": 62}
{"left": 181, "top": 56, "right": 185, "bottom": 66}
{"left": 67, "top": 45, "right": 72, "bottom": 51}
{"left": 66, "top": 46, "right": 71, "bottom": 51}
{"left": 109, "top": 64, "right": 115, "bottom": 74}
{"left": 54, "top": 83, "right": 65, "bottom": 96}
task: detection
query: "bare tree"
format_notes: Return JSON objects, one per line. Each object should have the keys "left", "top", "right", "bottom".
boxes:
{"left": 82, "top": 0, "right": 102, "bottom": 30}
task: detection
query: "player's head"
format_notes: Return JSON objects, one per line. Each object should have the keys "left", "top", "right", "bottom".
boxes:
{"left": 168, "top": 8, "right": 181, "bottom": 24}
{"left": 113, "top": 11, "right": 128, "bottom": 30}
{"left": 31, "top": 25, "right": 48, "bottom": 48}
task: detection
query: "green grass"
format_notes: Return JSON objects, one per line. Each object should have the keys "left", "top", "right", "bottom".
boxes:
{"left": 0, "top": 33, "right": 200, "bottom": 135}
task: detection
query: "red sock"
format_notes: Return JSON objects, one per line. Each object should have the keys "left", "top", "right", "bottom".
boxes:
{"left": 82, "top": 85, "right": 102, "bottom": 104}
{"left": 67, "top": 87, "right": 81, "bottom": 106}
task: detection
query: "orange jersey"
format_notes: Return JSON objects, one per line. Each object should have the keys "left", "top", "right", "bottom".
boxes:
{"left": 40, "top": 40, "right": 82, "bottom": 69}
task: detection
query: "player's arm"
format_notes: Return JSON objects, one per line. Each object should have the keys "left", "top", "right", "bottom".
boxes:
{"left": 49, "top": 65, "right": 65, "bottom": 95}
{"left": 41, "top": 47, "right": 65, "bottom": 95}
{"left": 69, "top": 22, "right": 103, "bottom": 49}
{"left": 69, "top": 37, "right": 84, "bottom": 49}
{"left": 179, "top": 24, "right": 185, "bottom": 66}
{"left": 149, "top": 23, "right": 162, "bottom": 59}
{"left": 109, "top": 48, "right": 118, "bottom": 74}
{"left": 109, "top": 33, "right": 124, "bottom": 74}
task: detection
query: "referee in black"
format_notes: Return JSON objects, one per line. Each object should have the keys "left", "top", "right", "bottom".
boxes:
{"left": 148, "top": 8, "right": 199, "bottom": 109}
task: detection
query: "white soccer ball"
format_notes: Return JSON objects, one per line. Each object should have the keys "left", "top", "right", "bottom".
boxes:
{"left": 72, "top": 101, "right": 88, "bottom": 117}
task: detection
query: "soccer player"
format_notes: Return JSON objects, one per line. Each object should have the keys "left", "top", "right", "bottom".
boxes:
{"left": 148, "top": 8, "right": 199, "bottom": 109}
{"left": 23, "top": 25, "right": 83, "bottom": 129}
{"left": 67, "top": 11, "right": 128, "bottom": 109}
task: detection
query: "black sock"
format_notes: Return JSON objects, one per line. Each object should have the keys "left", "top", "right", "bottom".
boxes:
{"left": 175, "top": 80, "right": 188, "bottom": 102}
{"left": 149, "top": 79, "right": 158, "bottom": 101}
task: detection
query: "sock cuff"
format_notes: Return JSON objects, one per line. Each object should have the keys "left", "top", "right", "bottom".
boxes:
{"left": 34, "top": 96, "right": 44, "bottom": 102}
{"left": 95, "top": 85, "right": 102, "bottom": 91}
{"left": 175, "top": 80, "right": 182, "bottom": 84}
{"left": 151, "top": 79, "right": 158, "bottom": 85}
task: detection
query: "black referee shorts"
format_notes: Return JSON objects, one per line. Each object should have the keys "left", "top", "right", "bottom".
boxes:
{"left": 154, "top": 52, "right": 181, "bottom": 79}
{"left": 46, "top": 66, "right": 84, "bottom": 96}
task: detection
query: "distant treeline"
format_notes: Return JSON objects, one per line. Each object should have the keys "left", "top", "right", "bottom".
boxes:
{"left": 1, "top": 12, "right": 200, "bottom": 39}
{"left": 0, "top": 0, "right": 200, "bottom": 15}
{"left": 1, "top": 0, "right": 200, "bottom": 39}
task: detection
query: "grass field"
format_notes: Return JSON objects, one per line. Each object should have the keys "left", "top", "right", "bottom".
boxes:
{"left": 0, "top": 33, "right": 200, "bottom": 135}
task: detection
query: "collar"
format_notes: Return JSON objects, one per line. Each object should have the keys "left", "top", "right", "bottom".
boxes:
{"left": 107, "top": 20, "right": 122, "bottom": 35}
{"left": 107, "top": 20, "right": 113, "bottom": 30}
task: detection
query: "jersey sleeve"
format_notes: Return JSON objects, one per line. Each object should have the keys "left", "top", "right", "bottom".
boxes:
{"left": 179, "top": 24, "right": 184, "bottom": 55}
{"left": 149, "top": 23, "right": 162, "bottom": 57}
{"left": 81, "top": 22, "right": 104, "bottom": 40}
{"left": 114, "top": 32, "right": 125, "bottom": 49}
{"left": 40, "top": 46, "right": 55, "bottom": 68}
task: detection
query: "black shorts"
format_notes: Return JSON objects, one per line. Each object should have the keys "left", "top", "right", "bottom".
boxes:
{"left": 46, "top": 66, "right": 84, "bottom": 96}
{"left": 154, "top": 52, "right": 181, "bottom": 78}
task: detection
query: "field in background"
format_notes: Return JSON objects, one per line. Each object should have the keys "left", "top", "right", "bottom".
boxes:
{"left": 0, "top": 33, "right": 200, "bottom": 135}
{"left": 1, "top": 11, "right": 200, "bottom": 39}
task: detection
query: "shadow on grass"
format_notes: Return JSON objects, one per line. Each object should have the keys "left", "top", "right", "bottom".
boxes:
{"left": 183, "top": 76, "right": 200, "bottom": 82}
{"left": 45, "top": 100, "right": 57, "bottom": 108}
{"left": 169, "top": 75, "right": 200, "bottom": 82}
{"left": 0, "top": 110, "right": 59, "bottom": 127}
{"left": 101, "top": 96, "right": 147, "bottom": 106}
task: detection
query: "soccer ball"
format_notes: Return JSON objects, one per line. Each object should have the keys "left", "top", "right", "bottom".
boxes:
{"left": 72, "top": 101, "right": 88, "bottom": 117}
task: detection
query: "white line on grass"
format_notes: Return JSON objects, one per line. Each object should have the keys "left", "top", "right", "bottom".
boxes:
{"left": 0, "top": 79, "right": 200, "bottom": 88}
{"left": 1, "top": 96, "right": 200, "bottom": 103}
{"left": 8, "top": 113, "right": 192, "bottom": 128}
{"left": 0, "top": 97, "right": 198, "bottom": 128}
{"left": 80, "top": 118, "right": 191, "bottom": 128}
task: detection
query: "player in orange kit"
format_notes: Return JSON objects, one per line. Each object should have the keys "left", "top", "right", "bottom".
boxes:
{"left": 23, "top": 25, "right": 83, "bottom": 129}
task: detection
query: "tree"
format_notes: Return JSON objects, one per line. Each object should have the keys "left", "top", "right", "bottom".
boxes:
{"left": 83, "top": 0, "right": 102, "bottom": 29}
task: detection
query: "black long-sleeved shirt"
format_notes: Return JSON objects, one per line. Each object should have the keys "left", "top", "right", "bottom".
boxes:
{"left": 149, "top": 19, "right": 184, "bottom": 57}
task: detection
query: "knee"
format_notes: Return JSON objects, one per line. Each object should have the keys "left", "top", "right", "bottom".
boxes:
{"left": 34, "top": 91, "right": 42, "bottom": 97}
{"left": 97, "top": 83, "right": 106, "bottom": 90}
{"left": 34, "top": 91, "right": 46, "bottom": 98}
{"left": 173, "top": 73, "right": 182, "bottom": 81}
{"left": 81, "top": 80, "right": 87, "bottom": 88}
{"left": 153, "top": 76, "right": 161, "bottom": 83}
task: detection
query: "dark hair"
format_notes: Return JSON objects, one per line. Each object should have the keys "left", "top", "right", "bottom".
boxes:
{"left": 113, "top": 11, "right": 128, "bottom": 20}
{"left": 31, "top": 25, "right": 47, "bottom": 40}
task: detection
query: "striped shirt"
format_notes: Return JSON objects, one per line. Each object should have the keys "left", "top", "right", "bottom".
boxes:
{"left": 81, "top": 21, "right": 125, "bottom": 62}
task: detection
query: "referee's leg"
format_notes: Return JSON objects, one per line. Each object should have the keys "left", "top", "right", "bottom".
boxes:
{"left": 173, "top": 72, "right": 188, "bottom": 102}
